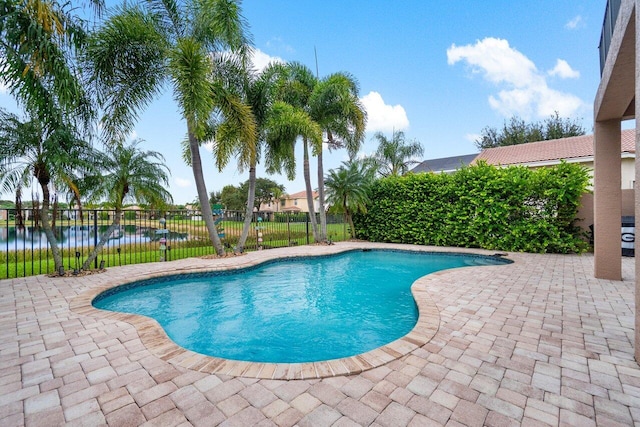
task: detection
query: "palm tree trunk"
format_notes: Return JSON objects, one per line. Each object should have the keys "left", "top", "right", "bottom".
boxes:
{"left": 81, "top": 207, "right": 121, "bottom": 270}
{"left": 342, "top": 196, "right": 356, "bottom": 239}
{"left": 39, "top": 183, "right": 64, "bottom": 272}
{"left": 347, "top": 211, "right": 356, "bottom": 239}
{"left": 51, "top": 194, "right": 58, "bottom": 235}
{"left": 188, "top": 130, "right": 225, "bottom": 255}
{"left": 15, "top": 188, "right": 24, "bottom": 228}
{"left": 32, "top": 193, "right": 39, "bottom": 228}
{"left": 316, "top": 148, "right": 327, "bottom": 243}
{"left": 303, "top": 138, "right": 319, "bottom": 241}
{"left": 235, "top": 164, "right": 256, "bottom": 253}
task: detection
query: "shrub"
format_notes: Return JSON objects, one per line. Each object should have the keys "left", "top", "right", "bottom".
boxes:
{"left": 353, "top": 162, "right": 590, "bottom": 254}
{"left": 124, "top": 211, "right": 137, "bottom": 220}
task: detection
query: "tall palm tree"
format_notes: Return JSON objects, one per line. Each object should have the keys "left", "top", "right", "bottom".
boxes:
{"left": 325, "top": 160, "right": 375, "bottom": 239}
{"left": 213, "top": 60, "right": 321, "bottom": 252}
{"left": 373, "top": 130, "right": 425, "bottom": 177}
{"left": 85, "top": 0, "right": 255, "bottom": 256}
{"left": 80, "top": 140, "right": 172, "bottom": 270}
{"left": 0, "top": 109, "right": 95, "bottom": 272}
{"left": 309, "top": 72, "right": 366, "bottom": 242}
{"left": 270, "top": 63, "right": 366, "bottom": 243}
{"left": 267, "top": 63, "right": 322, "bottom": 240}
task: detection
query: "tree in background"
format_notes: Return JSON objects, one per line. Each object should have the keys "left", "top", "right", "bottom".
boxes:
{"left": 475, "top": 112, "right": 585, "bottom": 150}
{"left": 220, "top": 185, "right": 245, "bottom": 211}
{"left": 209, "top": 191, "right": 222, "bottom": 206}
{"left": 218, "top": 178, "right": 285, "bottom": 212}
{"left": 80, "top": 139, "right": 172, "bottom": 270}
{"left": 239, "top": 178, "right": 285, "bottom": 211}
{"left": 373, "top": 130, "right": 424, "bottom": 177}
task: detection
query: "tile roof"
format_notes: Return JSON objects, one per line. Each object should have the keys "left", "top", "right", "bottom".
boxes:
{"left": 286, "top": 190, "right": 319, "bottom": 199}
{"left": 411, "top": 154, "right": 478, "bottom": 173}
{"left": 473, "top": 129, "right": 635, "bottom": 166}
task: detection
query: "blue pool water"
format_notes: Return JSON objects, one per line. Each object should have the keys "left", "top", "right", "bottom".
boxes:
{"left": 93, "top": 250, "right": 510, "bottom": 363}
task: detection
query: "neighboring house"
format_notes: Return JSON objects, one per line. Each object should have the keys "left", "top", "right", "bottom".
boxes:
{"left": 257, "top": 200, "right": 278, "bottom": 213}
{"left": 472, "top": 129, "right": 636, "bottom": 189}
{"left": 411, "top": 154, "right": 478, "bottom": 174}
{"left": 277, "top": 191, "right": 319, "bottom": 213}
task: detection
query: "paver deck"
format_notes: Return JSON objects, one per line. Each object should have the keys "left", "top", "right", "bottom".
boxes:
{"left": 1, "top": 242, "right": 638, "bottom": 426}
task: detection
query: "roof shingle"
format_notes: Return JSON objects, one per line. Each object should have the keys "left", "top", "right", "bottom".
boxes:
{"left": 286, "top": 190, "right": 318, "bottom": 199}
{"left": 473, "top": 129, "right": 635, "bottom": 166}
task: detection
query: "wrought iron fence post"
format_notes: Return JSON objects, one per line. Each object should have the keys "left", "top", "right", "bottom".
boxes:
{"left": 306, "top": 213, "right": 310, "bottom": 245}
{"left": 93, "top": 210, "right": 98, "bottom": 269}
{"left": 287, "top": 212, "right": 291, "bottom": 246}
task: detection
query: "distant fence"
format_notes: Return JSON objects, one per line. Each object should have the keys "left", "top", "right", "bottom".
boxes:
{"left": 1, "top": 208, "right": 349, "bottom": 279}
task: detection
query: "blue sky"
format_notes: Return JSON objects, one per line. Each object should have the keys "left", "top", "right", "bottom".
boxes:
{"left": 1, "top": 1, "right": 609, "bottom": 205}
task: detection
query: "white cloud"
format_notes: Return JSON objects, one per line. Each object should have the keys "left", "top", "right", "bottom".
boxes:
{"left": 175, "top": 177, "right": 191, "bottom": 188}
{"left": 447, "top": 37, "right": 539, "bottom": 88}
{"left": 548, "top": 59, "right": 580, "bottom": 79}
{"left": 360, "top": 91, "right": 409, "bottom": 132}
{"left": 465, "top": 133, "right": 481, "bottom": 143}
{"left": 265, "top": 37, "right": 294, "bottom": 54}
{"left": 447, "top": 37, "right": 585, "bottom": 118}
{"left": 565, "top": 15, "right": 584, "bottom": 30}
{"left": 251, "top": 48, "right": 284, "bottom": 72}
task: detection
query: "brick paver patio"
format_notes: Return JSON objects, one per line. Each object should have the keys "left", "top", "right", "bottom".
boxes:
{"left": 1, "top": 242, "right": 638, "bottom": 426}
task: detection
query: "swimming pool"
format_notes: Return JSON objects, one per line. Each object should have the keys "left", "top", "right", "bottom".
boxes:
{"left": 93, "top": 249, "right": 510, "bottom": 363}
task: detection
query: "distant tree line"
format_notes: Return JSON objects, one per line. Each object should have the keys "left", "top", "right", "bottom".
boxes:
{"left": 475, "top": 112, "right": 586, "bottom": 150}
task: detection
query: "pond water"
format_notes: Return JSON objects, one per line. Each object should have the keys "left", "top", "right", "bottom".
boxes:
{"left": 0, "top": 225, "right": 187, "bottom": 251}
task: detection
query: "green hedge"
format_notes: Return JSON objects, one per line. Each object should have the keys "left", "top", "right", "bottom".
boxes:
{"left": 353, "top": 162, "right": 590, "bottom": 254}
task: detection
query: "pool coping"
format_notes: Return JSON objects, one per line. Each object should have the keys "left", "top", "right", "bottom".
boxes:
{"left": 70, "top": 242, "right": 511, "bottom": 380}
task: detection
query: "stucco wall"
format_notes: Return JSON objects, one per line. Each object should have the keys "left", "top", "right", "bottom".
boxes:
{"left": 577, "top": 190, "right": 635, "bottom": 232}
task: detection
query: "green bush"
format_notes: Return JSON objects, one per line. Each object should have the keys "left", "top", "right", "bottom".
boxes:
{"left": 124, "top": 211, "right": 137, "bottom": 220}
{"left": 353, "top": 162, "right": 590, "bottom": 254}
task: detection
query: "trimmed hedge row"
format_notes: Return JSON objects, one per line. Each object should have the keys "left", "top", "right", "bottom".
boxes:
{"left": 353, "top": 161, "right": 590, "bottom": 253}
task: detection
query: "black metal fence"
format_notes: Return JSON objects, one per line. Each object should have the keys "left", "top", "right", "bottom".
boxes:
{"left": 1, "top": 208, "right": 349, "bottom": 279}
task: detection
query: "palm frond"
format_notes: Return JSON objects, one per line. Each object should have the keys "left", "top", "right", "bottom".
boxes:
{"left": 85, "top": 6, "right": 168, "bottom": 142}
{"left": 192, "top": 0, "right": 252, "bottom": 57}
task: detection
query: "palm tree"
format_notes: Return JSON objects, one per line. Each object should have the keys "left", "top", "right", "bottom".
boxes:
{"left": 85, "top": 0, "right": 255, "bottom": 256}
{"left": 309, "top": 72, "right": 367, "bottom": 242}
{"left": 271, "top": 186, "right": 284, "bottom": 212}
{"left": 266, "top": 63, "right": 320, "bottom": 239}
{"left": 270, "top": 63, "right": 366, "bottom": 243}
{"left": 0, "top": 0, "right": 98, "bottom": 133}
{"left": 80, "top": 140, "right": 172, "bottom": 270}
{"left": 325, "top": 160, "right": 375, "bottom": 239}
{"left": 373, "top": 130, "right": 425, "bottom": 177}
{"left": 0, "top": 109, "right": 95, "bottom": 272}
{"left": 213, "top": 61, "right": 321, "bottom": 252}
